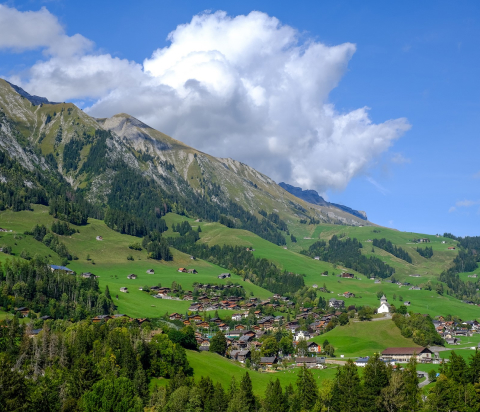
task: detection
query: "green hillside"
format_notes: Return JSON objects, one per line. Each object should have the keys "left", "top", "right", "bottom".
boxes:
{"left": 0, "top": 205, "right": 273, "bottom": 319}
{"left": 311, "top": 319, "right": 418, "bottom": 358}
{"left": 163, "top": 213, "right": 478, "bottom": 320}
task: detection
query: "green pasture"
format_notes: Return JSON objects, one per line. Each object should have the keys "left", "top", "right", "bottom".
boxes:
{"left": 311, "top": 319, "right": 418, "bottom": 358}
{"left": 186, "top": 350, "right": 339, "bottom": 395}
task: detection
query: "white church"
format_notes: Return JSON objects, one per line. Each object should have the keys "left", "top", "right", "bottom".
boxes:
{"left": 378, "top": 295, "right": 390, "bottom": 314}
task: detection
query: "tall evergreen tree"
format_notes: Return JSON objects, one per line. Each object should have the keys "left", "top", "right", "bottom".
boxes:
{"left": 296, "top": 364, "right": 318, "bottom": 410}
{"left": 361, "top": 353, "right": 390, "bottom": 411}
{"left": 402, "top": 356, "right": 420, "bottom": 412}
{"left": 331, "top": 360, "right": 361, "bottom": 412}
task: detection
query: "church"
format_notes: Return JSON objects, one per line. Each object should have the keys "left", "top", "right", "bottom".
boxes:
{"left": 378, "top": 295, "right": 390, "bottom": 314}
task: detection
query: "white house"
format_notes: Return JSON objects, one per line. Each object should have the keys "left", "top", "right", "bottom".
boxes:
{"left": 378, "top": 295, "right": 390, "bottom": 314}
{"left": 294, "top": 330, "right": 311, "bottom": 341}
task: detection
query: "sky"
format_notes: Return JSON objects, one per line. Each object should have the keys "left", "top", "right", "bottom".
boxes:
{"left": 0, "top": 0, "right": 479, "bottom": 236}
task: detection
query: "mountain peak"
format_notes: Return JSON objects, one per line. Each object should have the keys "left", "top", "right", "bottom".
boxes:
{"left": 4, "top": 80, "right": 59, "bottom": 106}
{"left": 279, "top": 182, "right": 368, "bottom": 221}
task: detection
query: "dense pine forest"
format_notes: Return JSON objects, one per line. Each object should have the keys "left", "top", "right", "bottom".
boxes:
{"left": 300, "top": 236, "right": 396, "bottom": 278}
{"left": 372, "top": 238, "right": 413, "bottom": 263}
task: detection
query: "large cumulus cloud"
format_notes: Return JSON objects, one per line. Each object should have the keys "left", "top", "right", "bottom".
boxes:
{"left": 2, "top": 7, "right": 410, "bottom": 192}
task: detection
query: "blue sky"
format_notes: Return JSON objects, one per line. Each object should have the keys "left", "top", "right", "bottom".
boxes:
{"left": 1, "top": 0, "right": 479, "bottom": 236}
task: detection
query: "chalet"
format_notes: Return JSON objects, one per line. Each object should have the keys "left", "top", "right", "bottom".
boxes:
{"left": 404, "top": 301, "right": 411, "bottom": 306}
{"left": 178, "top": 268, "right": 187, "bottom": 273}
{"left": 445, "top": 338, "right": 460, "bottom": 345}
{"left": 343, "top": 291, "right": 355, "bottom": 298}
{"left": 40, "top": 315, "right": 51, "bottom": 321}
{"left": 234, "top": 350, "right": 251, "bottom": 363}
{"left": 219, "top": 323, "right": 230, "bottom": 332}
{"left": 92, "top": 315, "right": 112, "bottom": 323}
{"left": 127, "top": 274, "right": 137, "bottom": 280}
{"left": 418, "top": 238, "right": 430, "bottom": 243}
{"left": 199, "top": 340, "right": 210, "bottom": 350}
{"left": 197, "top": 322, "right": 210, "bottom": 329}
{"left": 15, "top": 307, "right": 29, "bottom": 317}
{"left": 468, "top": 274, "right": 478, "bottom": 278}
{"left": 187, "top": 269, "right": 198, "bottom": 274}
{"left": 381, "top": 347, "right": 433, "bottom": 363}
{"left": 238, "top": 335, "right": 253, "bottom": 348}
{"left": 340, "top": 272, "right": 354, "bottom": 279}
{"left": 308, "top": 342, "right": 321, "bottom": 353}
{"left": 169, "top": 313, "right": 182, "bottom": 321}
{"left": 354, "top": 357, "right": 370, "bottom": 367}
{"left": 329, "top": 298, "right": 345, "bottom": 309}
{"left": 28, "top": 329, "right": 43, "bottom": 338}
{"left": 190, "top": 315, "right": 203, "bottom": 323}
{"left": 295, "top": 357, "right": 325, "bottom": 368}
{"left": 260, "top": 357, "right": 277, "bottom": 366}
{"left": 49, "top": 265, "right": 74, "bottom": 274}
{"left": 295, "top": 330, "right": 311, "bottom": 341}
{"left": 274, "top": 316, "right": 284, "bottom": 323}
{"left": 235, "top": 324, "right": 246, "bottom": 331}
{"left": 82, "top": 272, "right": 95, "bottom": 278}
{"left": 120, "top": 287, "right": 128, "bottom": 293}
{"left": 218, "top": 273, "right": 231, "bottom": 279}
{"left": 146, "top": 269, "right": 155, "bottom": 274}
{"left": 183, "top": 320, "right": 191, "bottom": 326}
{"left": 96, "top": 236, "right": 103, "bottom": 241}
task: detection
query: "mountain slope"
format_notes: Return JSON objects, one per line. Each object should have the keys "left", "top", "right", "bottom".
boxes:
{"left": 0, "top": 79, "right": 371, "bottom": 229}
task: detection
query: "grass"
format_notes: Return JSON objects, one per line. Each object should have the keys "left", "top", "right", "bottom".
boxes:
{"left": 163, "top": 214, "right": 478, "bottom": 320}
{"left": 311, "top": 319, "right": 417, "bottom": 358}
{"left": 185, "top": 350, "right": 339, "bottom": 395}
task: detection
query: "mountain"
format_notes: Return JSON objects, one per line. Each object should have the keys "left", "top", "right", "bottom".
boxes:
{"left": 278, "top": 182, "right": 368, "bottom": 221}
{"left": 0, "top": 79, "right": 371, "bottom": 233}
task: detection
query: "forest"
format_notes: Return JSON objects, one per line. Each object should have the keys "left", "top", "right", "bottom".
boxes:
{"left": 301, "top": 236, "right": 396, "bottom": 278}
{"left": 372, "top": 238, "right": 413, "bottom": 263}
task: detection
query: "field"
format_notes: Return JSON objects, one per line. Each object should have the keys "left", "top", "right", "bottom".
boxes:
{"left": 0, "top": 206, "right": 272, "bottom": 319}
{"left": 186, "top": 350, "right": 339, "bottom": 394}
{"left": 311, "top": 319, "right": 417, "bottom": 358}
{"left": 0, "top": 206, "right": 477, "bottom": 320}
{"left": 163, "top": 214, "right": 478, "bottom": 320}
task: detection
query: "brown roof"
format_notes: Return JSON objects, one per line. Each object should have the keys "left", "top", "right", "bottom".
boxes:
{"left": 381, "top": 347, "right": 431, "bottom": 355}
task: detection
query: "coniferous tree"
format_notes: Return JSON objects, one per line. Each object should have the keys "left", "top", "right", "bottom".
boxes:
{"left": 263, "top": 379, "right": 285, "bottom": 412}
{"left": 361, "top": 353, "right": 390, "bottom": 411}
{"left": 331, "top": 360, "right": 361, "bottom": 412}
{"left": 295, "top": 364, "right": 318, "bottom": 410}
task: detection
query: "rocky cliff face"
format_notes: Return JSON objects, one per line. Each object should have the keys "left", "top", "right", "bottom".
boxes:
{"left": 0, "top": 79, "right": 371, "bottom": 227}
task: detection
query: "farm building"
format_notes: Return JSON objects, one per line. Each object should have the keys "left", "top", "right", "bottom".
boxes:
{"left": 120, "top": 287, "right": 128, "bottom": 293}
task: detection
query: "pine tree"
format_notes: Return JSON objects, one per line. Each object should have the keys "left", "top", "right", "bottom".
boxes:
{"left": 240, "top": 372, "right": 256, "bottom": 411}
{"left": 296, "top": 364, "right": 318, "bottom": 410}
{"left": 402, "top": 356, "right": 420, "bottom": 411}
{"left": 361, "top": 353, "right": 389, "bottom": 411}
{"left": 331, "top": 360, "right": 361, "bottom": 412}
{"left": 469, "top": 349, "right": 480, "bottom": 384}
{"left": 263, "top": 379, "right": 285, "bottom": 412}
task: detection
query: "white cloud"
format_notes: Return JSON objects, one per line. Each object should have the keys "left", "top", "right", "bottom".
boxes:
{"left": 3, "top": 8, "right": 411, "bottom": 192}
{"left": 0, "top": 5, "right": 92, "bottom": 56}
{"left": 449, "top": 199, "right": 480, "bottom": 213}
{"left": 391, "top": 152, "right": 411, "bottom": 164}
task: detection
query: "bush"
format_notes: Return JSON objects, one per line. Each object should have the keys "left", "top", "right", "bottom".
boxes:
{"left": 128, "top": 243, "right": 142, "bottom": 251}
{"left": 1, "top": 245, "right": 12, "bottom": 255}
{"left": 127, "top": 254, "right": 134, "bottom": 261}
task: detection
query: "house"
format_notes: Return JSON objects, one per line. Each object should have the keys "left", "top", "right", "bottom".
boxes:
{"left": 238, "top": 335, "right": 253, "bottom": 348}
{"left": 448, "top": 247, "right": 456, "bottom": 250}
{"left": 340, "top": 272, "right": 354, "bottom": 278}
{"left": 218, "top": 273, "right": 231, "bottom": 279}
{"left": 49, "top": 265, "right": 74, "bottom": 274}
{"left": 92, "top": 315, "right": 112, "bottom": 323}
{"left": 308, "top": 342, "right": 321, "bottom": 353}
{"left": 127, "top": 274, "right": 137, "bottom": 280}
{"left": 190, "top": 315, "right": 203, "bottom": 323}
{"left": 199, "top": 340, "right": 210, "bottom": 351}
{"left": 468, "top": 274, "right": 478, "bottom": 278}
{"left": 235, "top": 324, "right": 246, "bottom": 331}
{"left": 404, "top": 301, "right": 411, "bottom": 306}
{"left": 295, "top": 357, "right": 325, "bottom": 368}
{"left": 232, "top": 313, "right": 243, "bottom": 322}
{"left": 295, "top": 330, "right": 311, "bottom": 341}
{"left": 28, "top": 329, "right": 43, "bottom": 338}
{"left": 190, "top": 256, "right": 196, "bottom": 260}
{"left": 178, "top": 268, "right": 187, "bottom": 273}
{"left": 378, "top": 295, "right": 390, "bottom": 314}
{"left": 197, "top": 322, "right": 210, "bottom": 329}
{"left": 236, "top": 350, "right": 251, "bottom": 363}
{"left": 40, "top": 315, "right": 51, "bottom": 321}
{"left": 314, "top": 256, "right": 320, "bottom": 260}
{"left": 219, "top": 323, "right": 230, "bottom": 332}
{"left": 146, "top": 269, "right": 155, "bottom": 274}
{"left": 381, "top": 347, "right": 433, "bottom": 363}
{"left": 418, "top": 238, "right": 430, "bottom": 243}
{"left": 312, "top": 284, "right": 318, "bottom": 288}
{"left": 15, "top": 307, "right": 29, "bottom": 317}
{"left": 260, "top": 357, "right": 277, "bottom": 366}
{"left": 343, "top": 291, "right": 355, "bottom": 298}
{"left": 169, "top": 313, "right": 182, "bottom": 321}
{"left": 328, "top": 298, "right": 345, "bottom": 309}
{"left": 96, "top": 236, "right": 103, "bottom": 241}
{"left": 354, "top": 357, "right": 370, "bottom": 367}
{"left": 82, "top": 272, "right": 95, "bottom": 278}
{"left": 187, "top": 269, "right": 198, "bottom": 274}
{"left": 120, "top": 287, "right": 128, "bottom": 293}
{"left": 445, "top": 338, "right": 460, "bottom": 345}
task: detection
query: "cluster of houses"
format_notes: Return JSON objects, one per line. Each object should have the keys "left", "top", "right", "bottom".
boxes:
{"left": 433, "top": 317, "right": 479, "bottom": 345}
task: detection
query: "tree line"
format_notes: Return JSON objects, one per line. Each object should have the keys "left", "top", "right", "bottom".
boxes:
{"left": 168, "top": 224, "right": 305, "bottom": 295}
{"left": 301, "top": 235, "right": 396, "bottom": 278}
{"left": 416, "top": 246, "right": 433, "bottom": 258}
{"left": 372, "top": 238, "right": 413, "bottom": 263}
